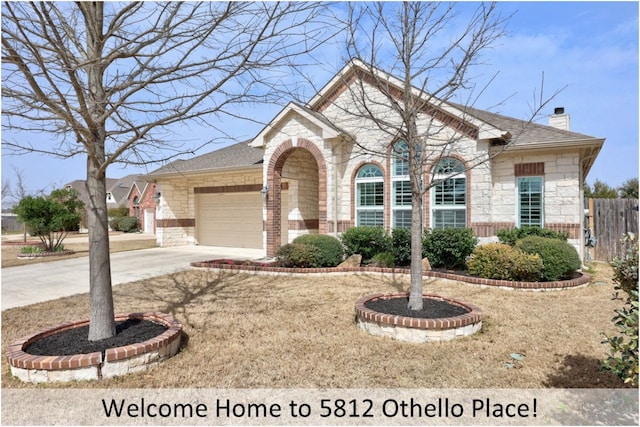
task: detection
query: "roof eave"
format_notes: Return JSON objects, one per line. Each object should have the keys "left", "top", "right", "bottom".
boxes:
{"left": 494, "top": 138, "right": 605, "bottom": 153}
{"left": 144, "top": 163, "right": 263, "bottom": 181}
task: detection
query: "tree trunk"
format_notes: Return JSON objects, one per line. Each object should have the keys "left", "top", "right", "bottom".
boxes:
{"left": 407, "top": 161, "right": 424, "bottom": 311}
{"left": 86, "top": 160, "right": 116, "bottom": 341}
{"left": 84, "top": 2, "right": 115, "bottom": 341}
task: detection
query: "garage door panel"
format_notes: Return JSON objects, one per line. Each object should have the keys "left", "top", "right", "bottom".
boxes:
{"left": 196, "top": 193, "right": 262, "bottom": 248}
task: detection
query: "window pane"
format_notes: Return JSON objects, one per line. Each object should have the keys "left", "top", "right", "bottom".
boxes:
{"left": 518, "top": 177, "right": 543, "bottom": 227}
{"left": 435, "top": 158, "right": 464, "bottom": 174}
{"left": 393, "top": 209, "right": 412, "bottom": 228}
{"left": 358, "top": 182, "right": 383, "bottom": 207}
{"left": 393, "top": 141, "right": 409, "bottom": 176}
{"left": 434, "top": 178, "right": 466, "bottom": 206}
{"left": 357, "top": 211, "right": 384, "bottom": 227}
{"left": 394, "top": 181, "right": 411, "bottom": 206}
{"left": 433, "top": 209, "right": 466, "bottom": 228}
{"left": 357, "top": 164, "right": 383, "bottom": 179}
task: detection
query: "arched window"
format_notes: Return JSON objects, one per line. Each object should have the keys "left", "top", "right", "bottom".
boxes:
{"left": 355, "top": 164, "right": 384, "bottom": 227}
{"left": 431, "top": 157, "right": 467, "bottom": 228}
{"left": 392, "top": 141, "right": 412, "bottom": 228}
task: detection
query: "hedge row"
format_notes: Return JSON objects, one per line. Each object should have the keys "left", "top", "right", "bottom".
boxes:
{"left": 276, "top": 226, "right": 582, "bottom": 283}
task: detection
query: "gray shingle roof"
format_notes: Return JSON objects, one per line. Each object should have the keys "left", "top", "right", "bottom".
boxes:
{"left": 148, "top": 140, "right": 264, "bottom": 177}
{"left": 453, "top": 103, "right": 602, "bottom": 146}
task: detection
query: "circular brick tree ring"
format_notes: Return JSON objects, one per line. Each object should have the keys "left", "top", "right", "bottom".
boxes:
{"left": 6, "top": 312, "right": 182, "bottom": 383}
{"left": 355, "top": 293, "right": 482, "bottom": 343}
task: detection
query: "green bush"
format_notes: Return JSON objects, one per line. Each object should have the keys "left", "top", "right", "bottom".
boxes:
{"left": 467, "top": 243, "right": 543, "bottom": 282}
{"left": 369, "top": 252, "right": 395, "bottom": 268}
{"left": 515, "top": 236, "right": 581, "bottom": 281}
{"left": 602, "top": 233, "right": 639, "bottom": 386}
{"left": 292, "top": 234, "right": 344, "bottom": 267}
{"left": 109, "top": 217, "right": 122, "bottom": 231}
{"left": 118, "top": 216, "right": 140, "bottom": 233}
{"left": 423, "top": 228, "right": 478, "bottom": 270}
{"left": 276, "top": 243, "right": 321, "bottom": 268}
{"left": 14, "top": 188, "right": 83, "bottom": 251}
{"left": 108, "top": 207, "right": 130, "bottom": 218}
{"left": 390, "top": 227, "right": 412, "bottom": 267}
{"left": 497, "top": 226, "right": 569, "bottom": 246}
{"left": 340, "top": 226, "right": 391, "bottom": 262}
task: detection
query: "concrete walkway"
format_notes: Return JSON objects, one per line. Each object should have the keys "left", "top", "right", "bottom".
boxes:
{"left": 1, "top": 243, "right": 264, "bottom": 310}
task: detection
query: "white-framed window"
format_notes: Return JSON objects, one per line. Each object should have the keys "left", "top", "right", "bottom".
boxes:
{"left": 392, "top": 141, "right": 412, "bottom": 228}
{"left": 355, "top": 164, "right": 384, "bottom": 227}
{"left": 517, "top": 176, "right": 543, "bottom": 227}
{"left": 431, "top": 157, "right": 467, "bottom": 228}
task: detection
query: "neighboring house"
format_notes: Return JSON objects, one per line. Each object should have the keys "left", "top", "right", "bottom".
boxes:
{"left": 147, "top": 61, "right": 604, "bottom": 260}
{"left": 126, "top": 179, "right": 158, "bottom": 234}
{"left": 65, "top": 174, "right": 157, "bottom": 233}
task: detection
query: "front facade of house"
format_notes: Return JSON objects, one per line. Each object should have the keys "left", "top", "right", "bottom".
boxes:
{"left": 148, "top": 61, "right": 604, "bottom": 260}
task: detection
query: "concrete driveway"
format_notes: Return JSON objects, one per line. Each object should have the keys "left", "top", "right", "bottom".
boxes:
{"left": 1, "top": 245, "right": 264, "bottom": 310}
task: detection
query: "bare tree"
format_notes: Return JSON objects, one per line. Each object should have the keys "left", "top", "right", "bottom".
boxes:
{"left": 2, "top": 1, "right": 331, "bottom": 340}
{"left": 319, "top": 2, "right": 559, "bottom": 310}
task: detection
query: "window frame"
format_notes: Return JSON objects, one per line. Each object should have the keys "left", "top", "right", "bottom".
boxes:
{"left": 355, "top": 164, "right": 384, "bottom": 227}
{"left": 430, "top": 157, "right": 467, "bottom": 229}
{"left": 517, "top": 176, "right": 544, "bottom": 227}
{"left": 391, "top": 141, "right": 412, "bottom": 229}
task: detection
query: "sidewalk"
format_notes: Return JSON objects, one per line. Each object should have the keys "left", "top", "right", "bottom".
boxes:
{"left": 1, "top": 244, "right": 264, "bottom": 310}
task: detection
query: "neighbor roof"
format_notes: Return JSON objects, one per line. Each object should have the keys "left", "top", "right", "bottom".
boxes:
{"left": 148, "top": 140, "right": 264, "bottom": 177}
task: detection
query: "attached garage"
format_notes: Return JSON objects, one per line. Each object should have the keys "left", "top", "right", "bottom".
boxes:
{"left": 196, "top": 192, "right": 262, "bottom": 248}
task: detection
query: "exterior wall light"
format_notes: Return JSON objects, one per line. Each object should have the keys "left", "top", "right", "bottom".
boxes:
{"left": 154, "top": 192, "right": 161, "bottom": 204}
{"left": 260, "top": 185, "right": 269, "bottom": 203}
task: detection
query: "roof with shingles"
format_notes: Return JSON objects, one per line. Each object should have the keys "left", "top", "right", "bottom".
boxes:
{"left": 451, "top": 103, "right": 602, "bottom": 146}
{"left": 148, "top": 140, "right": 263, "bottom": 177}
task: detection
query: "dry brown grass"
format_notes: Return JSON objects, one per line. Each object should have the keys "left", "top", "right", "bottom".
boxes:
{"left": 1, "top": 259, "right": 628, "bottom": 389}
{"left": 1, "top": 235, "right": 157, "bottom": 268}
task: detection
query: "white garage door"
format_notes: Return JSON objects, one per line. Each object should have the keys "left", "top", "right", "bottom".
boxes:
{"left": 196, "top": 192, "right": 263, "bottom": 248}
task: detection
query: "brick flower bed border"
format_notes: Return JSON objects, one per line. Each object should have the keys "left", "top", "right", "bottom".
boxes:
{"left": 6, "top": 312, "right": 182, "bottom": 383}
{"left": 354, "top": 293, "right": 483, "bottom": 343}
{"left": 190, "top": 260, "right": 591, "bottom": 291}
{"left": 16, "top": 249, "right": 75, "bottom": 259}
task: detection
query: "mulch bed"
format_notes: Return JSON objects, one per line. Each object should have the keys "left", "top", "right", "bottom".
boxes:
{"left": 25, "top": 319, "right": 168, "bottom": 356}
{"left": 364, "top": 296, "right": 469, "bottom": 319}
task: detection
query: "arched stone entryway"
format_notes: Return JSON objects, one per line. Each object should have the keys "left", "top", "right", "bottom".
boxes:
{"left": 266, "top": 138, "right": 327, "bottom": 257}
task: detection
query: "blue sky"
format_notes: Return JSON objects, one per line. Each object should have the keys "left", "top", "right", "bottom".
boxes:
{"left": 1, "top": 1, "right": 638, "bottom": 200}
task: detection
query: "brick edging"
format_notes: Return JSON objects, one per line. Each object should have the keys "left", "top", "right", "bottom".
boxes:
{"left": 190, "top": 261, "right": 591, "bottom": 290}
{"left": 16, "top": 249, "right": 75, "bottom": 259}
{"left": 354, "top": 293, "right": 482, "bottom": 331}
{"left": 6, "top": 312, "right": 182, "bottom": 371}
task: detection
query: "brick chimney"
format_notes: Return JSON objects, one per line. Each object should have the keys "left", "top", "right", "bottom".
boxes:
{"left": 549, "top": 107, "right": 570, "bottom": 130}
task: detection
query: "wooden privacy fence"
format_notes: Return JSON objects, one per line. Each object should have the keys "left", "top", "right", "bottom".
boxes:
{"left": 589, "top": 198, "right": 639, "bottom": 261}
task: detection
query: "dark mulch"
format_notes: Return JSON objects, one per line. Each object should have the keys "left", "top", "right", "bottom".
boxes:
{"left": 25, "top": 319, "right": 168, "bottom": 356}
{"left": 365, "top": 297, "right": 469, "bottom": 319}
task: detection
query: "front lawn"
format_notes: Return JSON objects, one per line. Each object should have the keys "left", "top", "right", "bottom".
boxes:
{"left": 1, "top": 261, "right": 627, "bottom": 388}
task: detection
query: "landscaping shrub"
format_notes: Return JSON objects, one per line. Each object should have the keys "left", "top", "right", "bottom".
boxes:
{"left": 110, "top": 216, "right": 140, "bottom": 232}
{"left": 423, "top": 227, "right": 477, "bottom": 270}
{"left": 108, "top": 207, "right": 130, "bottom": 218}
{"left": 515, "top": 236, "right": 581, "bottom": 281}
{"left": 276, "top": 243, "right": 321, "bottom": 268}
{"left": 292, "top": 234, "right": 344, "bottom": 267}
{"left": 602, "top": 233, "right": 639, "bottom": 386}
{"left": 391, "top": 227, "right": 412, "bottom": 266}
{"left": 340, "top": 226, "right": 391, "bottom": 262}
{"left": 467, "top": 243, "right": 543, "bottom": 282}
{"left": 369, "top": 252, "right": 395, "bottom": 268}
{"left": 14, "top": 188, "right": 83, "bottom": 251}
{"left": 497, "top": 226, "right": 569, "bottom": 246}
